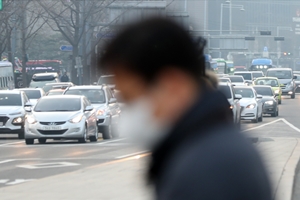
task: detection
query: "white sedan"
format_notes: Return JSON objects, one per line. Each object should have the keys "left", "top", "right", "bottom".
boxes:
{"left": 24, "top": 95, "right": 98, "bottom": 145}
{"left": 234, "top": 86, "right": 263, "bottom": 123}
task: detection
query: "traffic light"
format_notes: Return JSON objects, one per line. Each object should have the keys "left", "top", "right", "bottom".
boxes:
{"left": 282, "top": 52, "right": 293, "bottom": 56}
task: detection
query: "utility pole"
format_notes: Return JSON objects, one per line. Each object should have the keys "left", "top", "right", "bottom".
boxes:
{"left": 21, "top": 1, "right": 28, "bottom": 87}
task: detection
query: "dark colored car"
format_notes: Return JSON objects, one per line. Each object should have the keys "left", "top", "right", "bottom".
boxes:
{"left": 253, "top": 85, "right": 279, "bottom": 117}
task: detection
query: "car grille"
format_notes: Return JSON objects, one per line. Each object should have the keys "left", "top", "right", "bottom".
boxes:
{"left": 39, "top": 121, "right": 66, "bottom": 125}
{"left": 0, "top": 117, "right": 9, "bottom": 125}
{"left": 280, "top": 84, "right": 287, "bottom": 89}
{"left": 97, "top": 119, "right": 105, "bottom": 123}
{"left": 38, "top": 129, "right": 68, "bottom": 135}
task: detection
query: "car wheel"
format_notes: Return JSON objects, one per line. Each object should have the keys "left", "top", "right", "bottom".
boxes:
{"left": 78, "top": 126, "right": 88, "bottom": 143}
{"left": 25, "top": 139, "right": 34, "bottom": 145}
{"left": 18, "top": 130, "right": 25, "bottom": 139}
{"left": 291, "top": 93, "right": 295, "bottom": 99}
{"left": 89, "top": 126, "right": 98, "bottom": 142}
{"left": 38, "top": 138, "right": 47, "bottom": 144}
{"left": 101, "top": 126, "right": 112, "bottom": 140}
{"left": 258, "top": 112, "right": 263, "bottom": 122}
{"left": 252, "top": 111, "right": 258, "bottom": 123}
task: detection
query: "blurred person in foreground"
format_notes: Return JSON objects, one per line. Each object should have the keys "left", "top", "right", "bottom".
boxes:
{"left": 99, "top": 18, "right": 271, "bottom": 200}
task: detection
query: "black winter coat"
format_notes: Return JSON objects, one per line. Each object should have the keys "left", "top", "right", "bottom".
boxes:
{"left": 148, "top": 90, "right": 271, "bottom": 200}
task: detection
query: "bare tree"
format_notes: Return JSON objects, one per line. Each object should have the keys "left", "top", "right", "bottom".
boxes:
{"left": 38, "top": 0, "right": 118, "bottom": 84}
{"left": 15, "top": 0, "right": 48, "bottom": 87}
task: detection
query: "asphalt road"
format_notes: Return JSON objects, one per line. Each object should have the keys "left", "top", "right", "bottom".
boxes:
{"left": 0, "top": 136, "right": 144, "bottom": 188}
{"left": 1, "top": 94, "right": 300, "bottom": 198}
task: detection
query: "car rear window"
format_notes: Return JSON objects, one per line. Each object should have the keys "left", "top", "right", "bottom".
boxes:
{"left": 21, "top": 90, "right": 41, "bottom": 99}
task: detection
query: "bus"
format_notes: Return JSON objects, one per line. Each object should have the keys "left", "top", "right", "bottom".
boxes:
{"left": 0, "top": 61, "right": 14, "bottom": 90}
{"left": 249, "top": 58, "right": 273, "bottom": 73}
{"left": 14, "top": 60, "right": 64, "bottom": 88}
{"left": 212, "top": 58, "right": 235, "bottom": 74}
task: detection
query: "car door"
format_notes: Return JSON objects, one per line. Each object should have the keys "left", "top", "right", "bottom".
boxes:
{"left": 106, "top": 88, "right": 119, "bottom": 125}
{"left": 254, "top": 91, "right": 263, "bottom": 115}
{"left": 83, "top": 97, "right": 95, "bottom": 134}
{"left": 231, "top": 85, "right": 241, "bottom": 122}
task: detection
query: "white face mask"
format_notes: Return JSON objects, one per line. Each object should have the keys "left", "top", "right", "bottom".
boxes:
{"left": 119, "top": 98, "right": 168, "bottom": 149}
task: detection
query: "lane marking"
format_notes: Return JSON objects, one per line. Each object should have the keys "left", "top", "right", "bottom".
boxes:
{"left": 241, "top": 118, "right": 283, "bottom": 132}
{"left": 6, "top": 179, "right": 35, "bottom": 185}
{"left": 116, "top": 150, "right": 149, "bottom": 159}
{"left": 17, "top": 162, "right": 80, "bottom": 169}
{"left": 0, "top": 141, "right": 23, "bottom": 147}
{"left": 0, "top": 180, "right": 9, "bottom": 184}
{"left": 242, "top": 118, "right": 300, "bottom": 200}
{"left": 97, "top": 138, "right": 126, "bottom": 145}
{"left": 0, "top": 159, "right": 15, "bottom": 164}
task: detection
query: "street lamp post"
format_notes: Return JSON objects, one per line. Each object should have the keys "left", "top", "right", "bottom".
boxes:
{"left": 220, "top": 2, "right": 245, "bottom": 35}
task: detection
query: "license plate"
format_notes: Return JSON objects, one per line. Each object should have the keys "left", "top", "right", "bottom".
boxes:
{"left": 43, "top": 126, "right": 61, "bottom": 130}
{"left": 0, "top": 122, "right": 3, "bottom": 126}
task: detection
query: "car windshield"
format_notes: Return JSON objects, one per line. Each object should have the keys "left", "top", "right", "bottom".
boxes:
{"left": 29, "top": 80, "right": 56, "bottom": 88}
{"left": 0, "top": 94, "right": 22, "bottom": 106}
{"left": 34, "top": 98, "right": 81, "bottom": 112}
{"left": 252, "top": 72, "right": 264, "bottom": 78}
{"left": 234, "top": 88, "right": 254, "bottom": 98}
{"left": 228, "top": 76, "right": 244, "bottom": 82}
{"left": 64, "top": 89, "right": 106, "bottom": 104}
{"left": 254, "top": 87, "right": 273, "bottom": 96}
{"left": 21, "top": 90, "right": 41, "bottom": 99}
{"left": 267, "top": 71, "right": 292, "bottom": 79}
{"left": 218, "top": 85, "right": 232, "bottom": 99}
{"left": 234, "top": 73, "right": 252, "bottom": 80}
{"left": 255, "top": 79, "right": 279, "bottom": 87}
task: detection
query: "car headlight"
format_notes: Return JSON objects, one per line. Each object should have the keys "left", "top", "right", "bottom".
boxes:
{"left": 9, "top": 112, "right": 22, "bottom": 115}
{"left": 246, "top": 103, "right": 256, "bottom": 109}
{"left": 229, "top": 105, "right": 234, "bottom": 110}
{"left": 97, "top": 109, "right": 106, "bottom": 116}
{"left": 69, "top": 114, "right": 83, "bottom": 123}
{"left": 265, "top": 100, "right": 274, "bottom": 105}
{"left": 26, "top": 115, "right": 37, "bottom": 124}
{"left": 12, "top": 117, "right": 23, "bottom": 124}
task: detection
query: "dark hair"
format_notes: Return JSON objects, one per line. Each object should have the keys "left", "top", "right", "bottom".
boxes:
{"left": 99, "top": 17, "right": 206, "bottom": 83}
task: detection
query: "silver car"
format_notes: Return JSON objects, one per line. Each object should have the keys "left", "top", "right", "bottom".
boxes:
{"left": 0, "top": 90, "right": 30, "bottom": 139}
{"left": 16, "top": 88, "right": 45, "bottom": 105}
{"left": 63, "top": 85, "right": 121, "bottom": 139}
{"left": 24, "top": 95, "right": 98, "bottom": 145}
{"left": 218, "top": 82, "right": 242, "bottom": 129}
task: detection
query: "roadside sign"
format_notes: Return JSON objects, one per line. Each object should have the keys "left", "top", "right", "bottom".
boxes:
{"left": 75, "top": 56, "right": 83, "bottom": 68}
{"left": 60, "top": 45, "right": 73, "bottom": 51}
{"left": 263, "top": 46, "right": 268, "bottom": 52}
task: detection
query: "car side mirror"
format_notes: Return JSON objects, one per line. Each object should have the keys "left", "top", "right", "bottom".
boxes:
{"left": 84, "top": 106, "right": 94, "bottom": 112}
{"left": 294, "top": 75, "right": 297, "bottom": 79}
{"left": 234, "top": 94, "right": 242, "bottom": 100}
{"left": 24, "top": 107, "right": 32, "bottom": 112}
{"left": 109, "top": 98, "right": 117, "bottom": 104}
{"left": 25, "top": 102, "right": 33, "bottom": 107}
{"left": 257, "top": 95, "right": 263, "bottom": 99}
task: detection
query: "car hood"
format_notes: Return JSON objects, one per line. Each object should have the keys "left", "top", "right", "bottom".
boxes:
{"left": 278, "top": 79, "right": 292, "bottom": 84}
{"left": 91, "top": 104, "right": 107, "bottom": 110}
{"left": 32, "top": 111, "right": 80, "bottom": 122}
{"left": 0, "top": 106, "right": 24, "bottom": 115}
{"left": 261, "top": 96, "right": 275, "bottom": 103}
{"left": 238, "top": 98, "right": 256, "bottom": 107}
